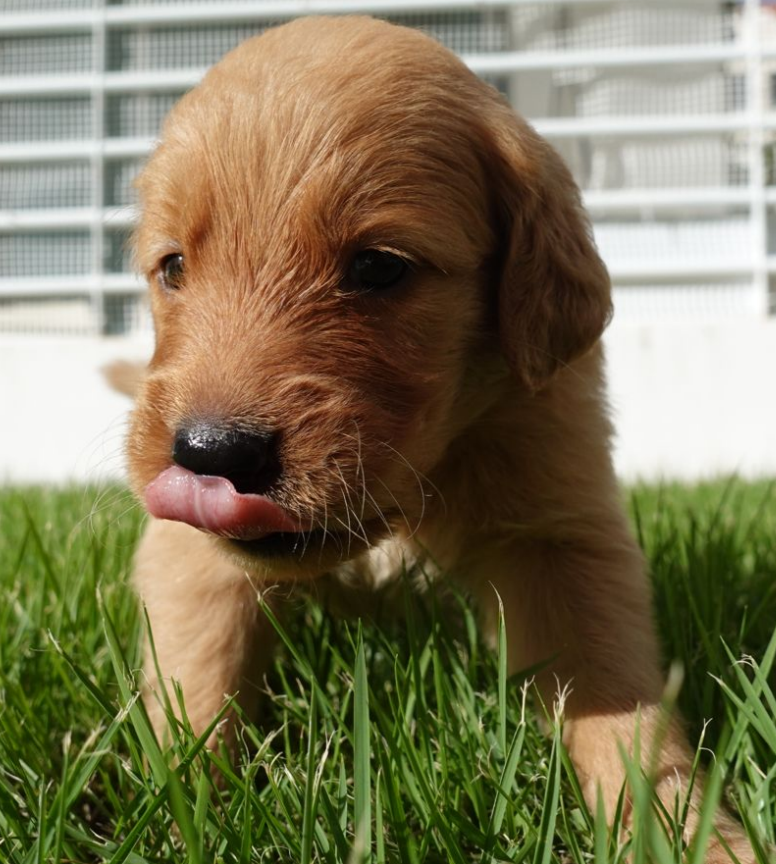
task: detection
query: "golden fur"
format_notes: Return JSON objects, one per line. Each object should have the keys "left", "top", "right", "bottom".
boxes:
{"left": 127, "top": 17, "right": 754, "bottom": 860}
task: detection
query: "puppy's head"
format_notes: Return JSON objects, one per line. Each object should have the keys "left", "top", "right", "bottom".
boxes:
{"left": 129, "top": 16, "right": 611, "bottom": 579}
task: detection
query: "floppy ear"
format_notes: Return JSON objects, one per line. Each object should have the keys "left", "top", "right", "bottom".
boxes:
{"left": 484, "top": 104, "right": 612, "bottom": 391}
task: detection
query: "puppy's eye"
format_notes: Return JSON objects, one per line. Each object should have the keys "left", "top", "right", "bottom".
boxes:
{"left": 158, "top": 253, "right": 185, "bottom": 290}
{"left": 349, "top": 250, "right": 408, "bottom": 292}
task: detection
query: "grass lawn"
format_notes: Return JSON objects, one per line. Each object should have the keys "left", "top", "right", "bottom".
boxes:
{"left": 0, "top": 480, "right": 774, "bottom": 863}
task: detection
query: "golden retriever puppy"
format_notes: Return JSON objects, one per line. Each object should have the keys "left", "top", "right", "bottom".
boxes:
{"left": 127, "top": 16, "right": 754, "bottom": 860}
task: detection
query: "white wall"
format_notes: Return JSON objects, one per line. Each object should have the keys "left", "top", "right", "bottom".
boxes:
{"left": 606, "top": 320, "right": 776, "bottom": 480}
{"left": 2, "top": 322, "right": 774, "bottom": 486}
{"left": 1, "top": 334, "right": 152, "bottom": 486}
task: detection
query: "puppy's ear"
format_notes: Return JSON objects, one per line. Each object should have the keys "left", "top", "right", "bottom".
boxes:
{"left": 102, "top": 359, "right": 146, "bottom": 398}
{"left": 484, "top": 104, "right": 612, "bottom": 391}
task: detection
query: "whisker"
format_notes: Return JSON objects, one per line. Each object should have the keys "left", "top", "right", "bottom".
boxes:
{"left": 335, "top": 428, "right": 437, "bottom": 541}
{"left": 380, "top": 440, "right": 446, "bottom": 519}
{"left": 373, "top": 476, "right": 418, "bottom": 539}
{"left": 350, "top": 422, "right": 368, "bottom": 526}
{"left": 332, "top": 461, "right": 355, "bottom": 556}
{"left": 332, "top": 514, "right": 368, "bottom": 547}
{"left": 331, "top": 458, "right": 369, "bottom": 551}
{"left": 81, "top": 486, "right": 139, "bottom": 532}
{"left": 360, "top": 483, "right": 395, "bottom": 539}
{"left": 337, "top": 463, "right": 366, "bottom": 540}
{"left": 316, "top": 495, "right": 345, "bottom": 563}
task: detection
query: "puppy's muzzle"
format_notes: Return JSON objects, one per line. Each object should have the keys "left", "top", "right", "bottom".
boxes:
{"left": 144, "top": 421, "right": 314, "bottom": 542}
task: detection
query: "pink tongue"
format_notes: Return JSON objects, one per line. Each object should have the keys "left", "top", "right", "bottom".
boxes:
{"left": 145, "top": 465, "right": 309, "bottom": 540}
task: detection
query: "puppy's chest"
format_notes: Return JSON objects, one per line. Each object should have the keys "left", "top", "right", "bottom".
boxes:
{"left": 312, "top": 537, "right": 440, "bottom": 619}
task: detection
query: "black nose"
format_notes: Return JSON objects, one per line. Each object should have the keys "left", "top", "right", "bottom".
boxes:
{"left": 172, "top": 423, "right": 281, "bottom": 495}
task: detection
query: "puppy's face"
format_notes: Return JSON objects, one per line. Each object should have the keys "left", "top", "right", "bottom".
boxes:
{"left": 129, "top": 17, "right": 611, "bottom": 578}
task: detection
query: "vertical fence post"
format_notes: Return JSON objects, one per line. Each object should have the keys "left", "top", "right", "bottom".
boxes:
{"left": 745, "top": 0, "right": 770, "bottom": 316}
{"left": 90, "top": 0, "right": 107, "bottom": 334}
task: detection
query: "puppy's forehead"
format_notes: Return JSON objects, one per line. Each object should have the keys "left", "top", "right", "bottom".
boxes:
{"left": 138, "top": 17, "right": 494, "bottom": 270}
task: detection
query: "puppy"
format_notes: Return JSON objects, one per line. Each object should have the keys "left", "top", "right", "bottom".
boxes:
{"left": 127, "top": 16, "right": 754, "bottom": 860}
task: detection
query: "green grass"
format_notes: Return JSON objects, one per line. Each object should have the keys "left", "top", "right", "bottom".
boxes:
{"left": 0, "top": 480, "right": 774, "bottom": 863}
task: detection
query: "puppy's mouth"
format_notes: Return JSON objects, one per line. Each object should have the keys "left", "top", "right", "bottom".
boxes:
{"left": 145, "top": 465, "right": 313, "bottom": 541}
{"left": 227, "top": 529, "right": 340, "bottom": 559}
{"left": 144, "top": 465, "right": 381, "bottom": 561}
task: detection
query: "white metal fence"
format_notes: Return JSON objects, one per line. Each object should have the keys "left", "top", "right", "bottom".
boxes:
{"left": 2, "top": 0, "right": 776, "bottom": 335}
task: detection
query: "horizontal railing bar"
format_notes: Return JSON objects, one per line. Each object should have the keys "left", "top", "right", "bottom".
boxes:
{"left": 4, "top": 191, "right": 773, "bottom": 232}
{"left": 1, "top": 0, "right": 688, "bottom": 34}
{"left": 584, "top": 188, "right": 753, "bottom": 210}
{"left": 534, "top": 113, "right": 766, "bottom": 138}
{"left": 0, "top": 274, "right": 143, "bottom": 298}
{"left": 6, "top": 110, "right": 776, "bottom": 164}
{"left": 467, "top": 42, "right": 748, "bottom": 74}
{"left": 611, "top": 257, "right": 776, "bottom": 278}
{"left": 607, "top": 260, "right": 756, "bottom": 280}
{"left": 0, "top": 70, "right": 202, "bottom": 98}
{"left": 2, "top": 41, "right": 765, "bottom": 98}
{"left": 0, "top": 207, "right": 136, "bottom": 231}
{"left": 0, "top": 10, "right": 96, "bottom": 34}
{"left": 0, "top": 137, "right": 153, "bottom": 163}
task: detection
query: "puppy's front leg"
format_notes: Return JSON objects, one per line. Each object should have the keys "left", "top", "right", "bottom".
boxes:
{"left": 470, "top": 528, "right": 754, "bottom": 863}
{"left": 134, "top": 519, "right": 275, "bottom": 751}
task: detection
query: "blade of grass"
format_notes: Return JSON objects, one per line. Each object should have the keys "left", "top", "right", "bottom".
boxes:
{"left": 166, "top": 767, "right": 204, "bottom": 864}
{"left": 482, "top": 722, "right": 526, "bottom": 861}
{"left": 99, "top": 591, "right": 167, "bottom": 787}
{"left": 531, "top": 721, "right": 562, "bottom": 864}
{"left": 497, "top": 593, "right": 507, "bottom": 756}
{"left": 301, "top": 685, "right": 320, "bottom": 864}
{"left": 354, "top": 625, "right": 372, "bottom": 862}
